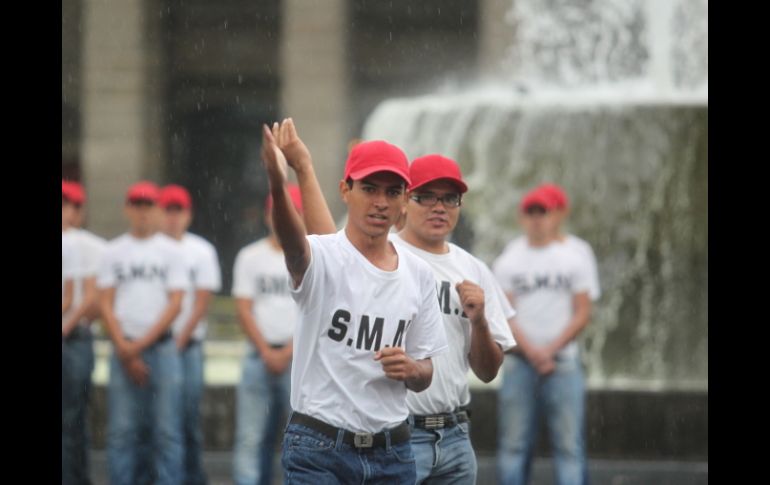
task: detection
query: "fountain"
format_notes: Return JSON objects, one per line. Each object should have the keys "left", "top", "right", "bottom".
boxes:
{"left": 363, "top": 0, "right": 708, "bottom": 392}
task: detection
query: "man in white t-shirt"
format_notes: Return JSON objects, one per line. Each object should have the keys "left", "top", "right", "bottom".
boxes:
{"left": 231, "top": 184, "right": 303, "bottom": 485}
{"left": 62, "top": 180, "right": 105, "bottom": 485}
{"left": 502, "top": 183, "right": 601, "bottom": 301}
{"left": 97, "top": 181, "right": 187, "bottom": 485}
{"left": 260, "top": 119, "right": 448, "bottom": 484}
{"left": 493, "top": 187, "right": 594, "bottom": 485}
{"left": 159, "top": 184, "right": 222, "bottom": 485}
{"left": 387, "top": 154, "right": 517, "bottom": 484}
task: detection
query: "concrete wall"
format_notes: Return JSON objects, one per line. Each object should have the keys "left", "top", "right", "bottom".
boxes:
{"left": 87, "top": 385, "right": 707, "bottom": 460}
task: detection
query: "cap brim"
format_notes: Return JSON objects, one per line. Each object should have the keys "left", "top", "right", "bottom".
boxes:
{"left": 410, "top": 176, "right": 468, "bottom": 194}
{"left": 349, "top": 166, "right": 411, "bottom": 185}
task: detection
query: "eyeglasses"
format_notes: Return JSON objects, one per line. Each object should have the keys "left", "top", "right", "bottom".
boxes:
{"left": 409, "top": 193, "right": 462, "bottom": 208}
{"left": 523, "top": 205, "right": 548, "bottom": 216}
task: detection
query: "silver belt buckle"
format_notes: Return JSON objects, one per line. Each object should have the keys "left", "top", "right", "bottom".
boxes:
{"left": 354, "top": 432, "right": 374, "bottom": 448}
{"left": 424, "top": 415, "right": 445, "bottom": 430}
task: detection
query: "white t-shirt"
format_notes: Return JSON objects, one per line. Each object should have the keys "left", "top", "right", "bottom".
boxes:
{"left": 63, "top": 228, "right": 107, "bottom": 328}
{"left": 232, "top": 237, "right": 297, "bottom": 345}
{"left": 97, "top": 233, "right": 187, "bottom": 339}
{"left": 493, "top": 240, "right": 592, "bottom": 359}
{"left": 290, "top": 230, "right": 449, "bottom": 432}
{"left": 391, "top": 234, "right": 516, "bottom": 415}
{"left": 170, "top": 232, "right": 222, "bottom": 340}
{"left": 505, "top": 234, "right": 601, "bottom": 301}
{"left": 62, "top": 230, "right": 80, "bottom": 298}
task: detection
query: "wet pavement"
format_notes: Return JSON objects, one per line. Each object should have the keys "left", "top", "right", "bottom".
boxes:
{"left": 88, "top": 450, "right": 708, "bottom": 484}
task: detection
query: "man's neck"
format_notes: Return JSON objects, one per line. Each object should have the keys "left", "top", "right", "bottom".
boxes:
{"left": 130, "top": 229, "right": 154, "bottom": 239}
{"left": 526, "top": 235, "right": 550, "bottom": 247}
{"left": 164, "top": 230, "right": 185, "bottom": 241}
{"left": 344, "top": 225, "right": 397, "bottom": 269}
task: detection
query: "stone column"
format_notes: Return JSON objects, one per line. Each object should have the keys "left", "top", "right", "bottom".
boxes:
{"left": 80, "top": 0, "right": 165, "bottom": 238}
{"left": 280, "top": 0, "right": 349, "bottom": 220}
{"left": 479, "top": 0, "right": 516, "bottom": 80}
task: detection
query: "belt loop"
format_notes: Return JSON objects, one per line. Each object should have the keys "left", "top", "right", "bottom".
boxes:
{"left": 335, "top": 427, "right": 345, "bottom": 450}
{"left": 384, "top": 428, "right": 392, "bottom": 451}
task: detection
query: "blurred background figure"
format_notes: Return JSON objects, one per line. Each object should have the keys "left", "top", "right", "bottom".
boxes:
{"left": 97, "top": 181, "right": 186, "bottom": 485}
{"left": 62, "top": 181, "right": 85, "bottom": 485}
{"left": 160, "top": 184, "right": 222, "bottom": 485}
{"left": 231, "top": 185, "right": 302, "bottom": 485}
{"left": 493, "top": 187, "right": 595, "bottom": 485}
{"left": 62, "top": 181, "right": 105, "bottom": 485}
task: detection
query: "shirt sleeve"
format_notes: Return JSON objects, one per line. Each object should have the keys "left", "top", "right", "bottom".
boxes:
{"left": 165, "top": 245, "right": 187, "bottom": 291}
{"left": 492, "top": 250, "right": 514, "bottom": 294}
{"left": 196, "top": 242, "right": 222, "bottom": 292}
{"left": 570, "top": 254, "right": 593, "bottom": 296}
{"left": 231, "top": 248, "right": 254, "bottom": 299}
{"left": 96, "top": 246, "right": 116, "bottom": 289}
{"left": 289, "top": 235, "right": 322, "bottom": 307}
{"left": 62, "top": 237, "right": 79, "bottom": 280}
{"left": 403, "top": 264, "right": 448, "bottom": 360}
{"left": 478, "top": 261, "right": 517, "bottom": 351}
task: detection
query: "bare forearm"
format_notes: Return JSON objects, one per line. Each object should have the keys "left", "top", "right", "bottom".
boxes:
{"left": 236, "top": 300, "right": 271, "bottom": 354}
{"left": 405, "top": 358, "right": 434, "bottom": 392}
{"left": 294, "top": 161, "right": 337, "bottom": 235}
{"left": 63, "top": 279, "right": 98, "bottom": 332}
{"left": 271, "top": 184, "right": 311, "bottom": 284}
{"left": 468, "top": 318, "right": 504, "bottom": 382}
{"left": 546, "top": 310, "right": 590, "bottom": 354}
{"left": 134, "top": 294, "right": 182, "bottom": 351}
{"left": 100, "top": 294, "right": 125, "bottom": 347}
{"left": 62, "top": 280, "right": 74, "bottom": 314}
{"left": 179, "top": 291, "right": 212, "bottom": 338}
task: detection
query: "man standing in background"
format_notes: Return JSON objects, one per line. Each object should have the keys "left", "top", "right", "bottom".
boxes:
{"left": 493, "top": 187, "right": 594, "bottom": 485}
{"left": 231, "top": 185, "right": 302, "bottom": 485}
{"left": 62, "top": 181, "right": 106, "bottom": 485}
{"left": 159, "top": 184, "right": 222, "bottom": 485}
{"left": 97, "top": 181, "right": 187, "bottom": 485}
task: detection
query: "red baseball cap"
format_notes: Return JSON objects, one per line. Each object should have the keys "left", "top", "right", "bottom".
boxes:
{"left": 520, "top": 187, "right": 557, "bottom": 211}
{"left": 408, "top": 154, "right": 468, "bottom": 193}
{"left": 126, "top": 181, "right": 160, "bottom": 203}
{"left": 62, "top": 180, "right": 84, "bottom": 204}
{"left": 159, "top": 184, "right": 192, "bottom": 209}
{"left": 266, "top": 183, "right": 303, "bottom": 214}
{"left": 538, "top": 183, "right": 569, "bottom": 209}
{"left": 343, "top": 140, "right": 411, "bottom": 185}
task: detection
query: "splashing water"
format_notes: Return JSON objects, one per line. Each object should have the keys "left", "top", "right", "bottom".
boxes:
{"left": 363, "top": 0, "right": 707, "bottom": 391}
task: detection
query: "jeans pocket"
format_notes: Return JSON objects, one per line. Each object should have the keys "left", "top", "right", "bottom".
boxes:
{"left": 285, "top": 429, "right": 335, "bottom": 452}
{"left": 388, "top": 442, "right": 416, "bottom": 464}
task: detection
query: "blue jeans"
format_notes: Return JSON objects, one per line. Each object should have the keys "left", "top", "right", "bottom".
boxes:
{"left": 180, "top": 341, "right": 207, "bottom": 485}
{"left": 497, "top": 353, "right": 588, "bottom": 485}
{"left": 107, "top": 337, "right": 183, "bottom": 485}
{"left": 409, "top": 418, "right": 477, "bottom": 484}
{"left": 62, "top": 330, "right": 94, "bottom": 485}
{"left": 233, "top": 349, "right": 291, "bottom": 485}
{"left": 281, "top": 421, "right": 416, "bottom": 484}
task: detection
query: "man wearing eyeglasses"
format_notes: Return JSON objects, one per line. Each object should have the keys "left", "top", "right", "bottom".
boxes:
{"left": 158, "top": 184, "right": 222, "bottom": 485}
{"left": 389, "top": 154, "right": 517, "bottom": 484}
{"left": 97, "top": 181, "right": 187, "bottom": 485}
{"left": 492, "top": 187, "right": 593, "bottom": 485}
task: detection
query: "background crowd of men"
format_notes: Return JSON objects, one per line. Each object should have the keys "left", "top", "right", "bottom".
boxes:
{"left": 62, "top": 121, "right": 599, "bottom": 485}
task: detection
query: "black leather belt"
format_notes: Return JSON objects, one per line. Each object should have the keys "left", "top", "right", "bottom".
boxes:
{"left": 289, "top": 412, "right": 411, "bottom": 449}
{"left": 412, "top": 409, "right": 470, "bottom": 430}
